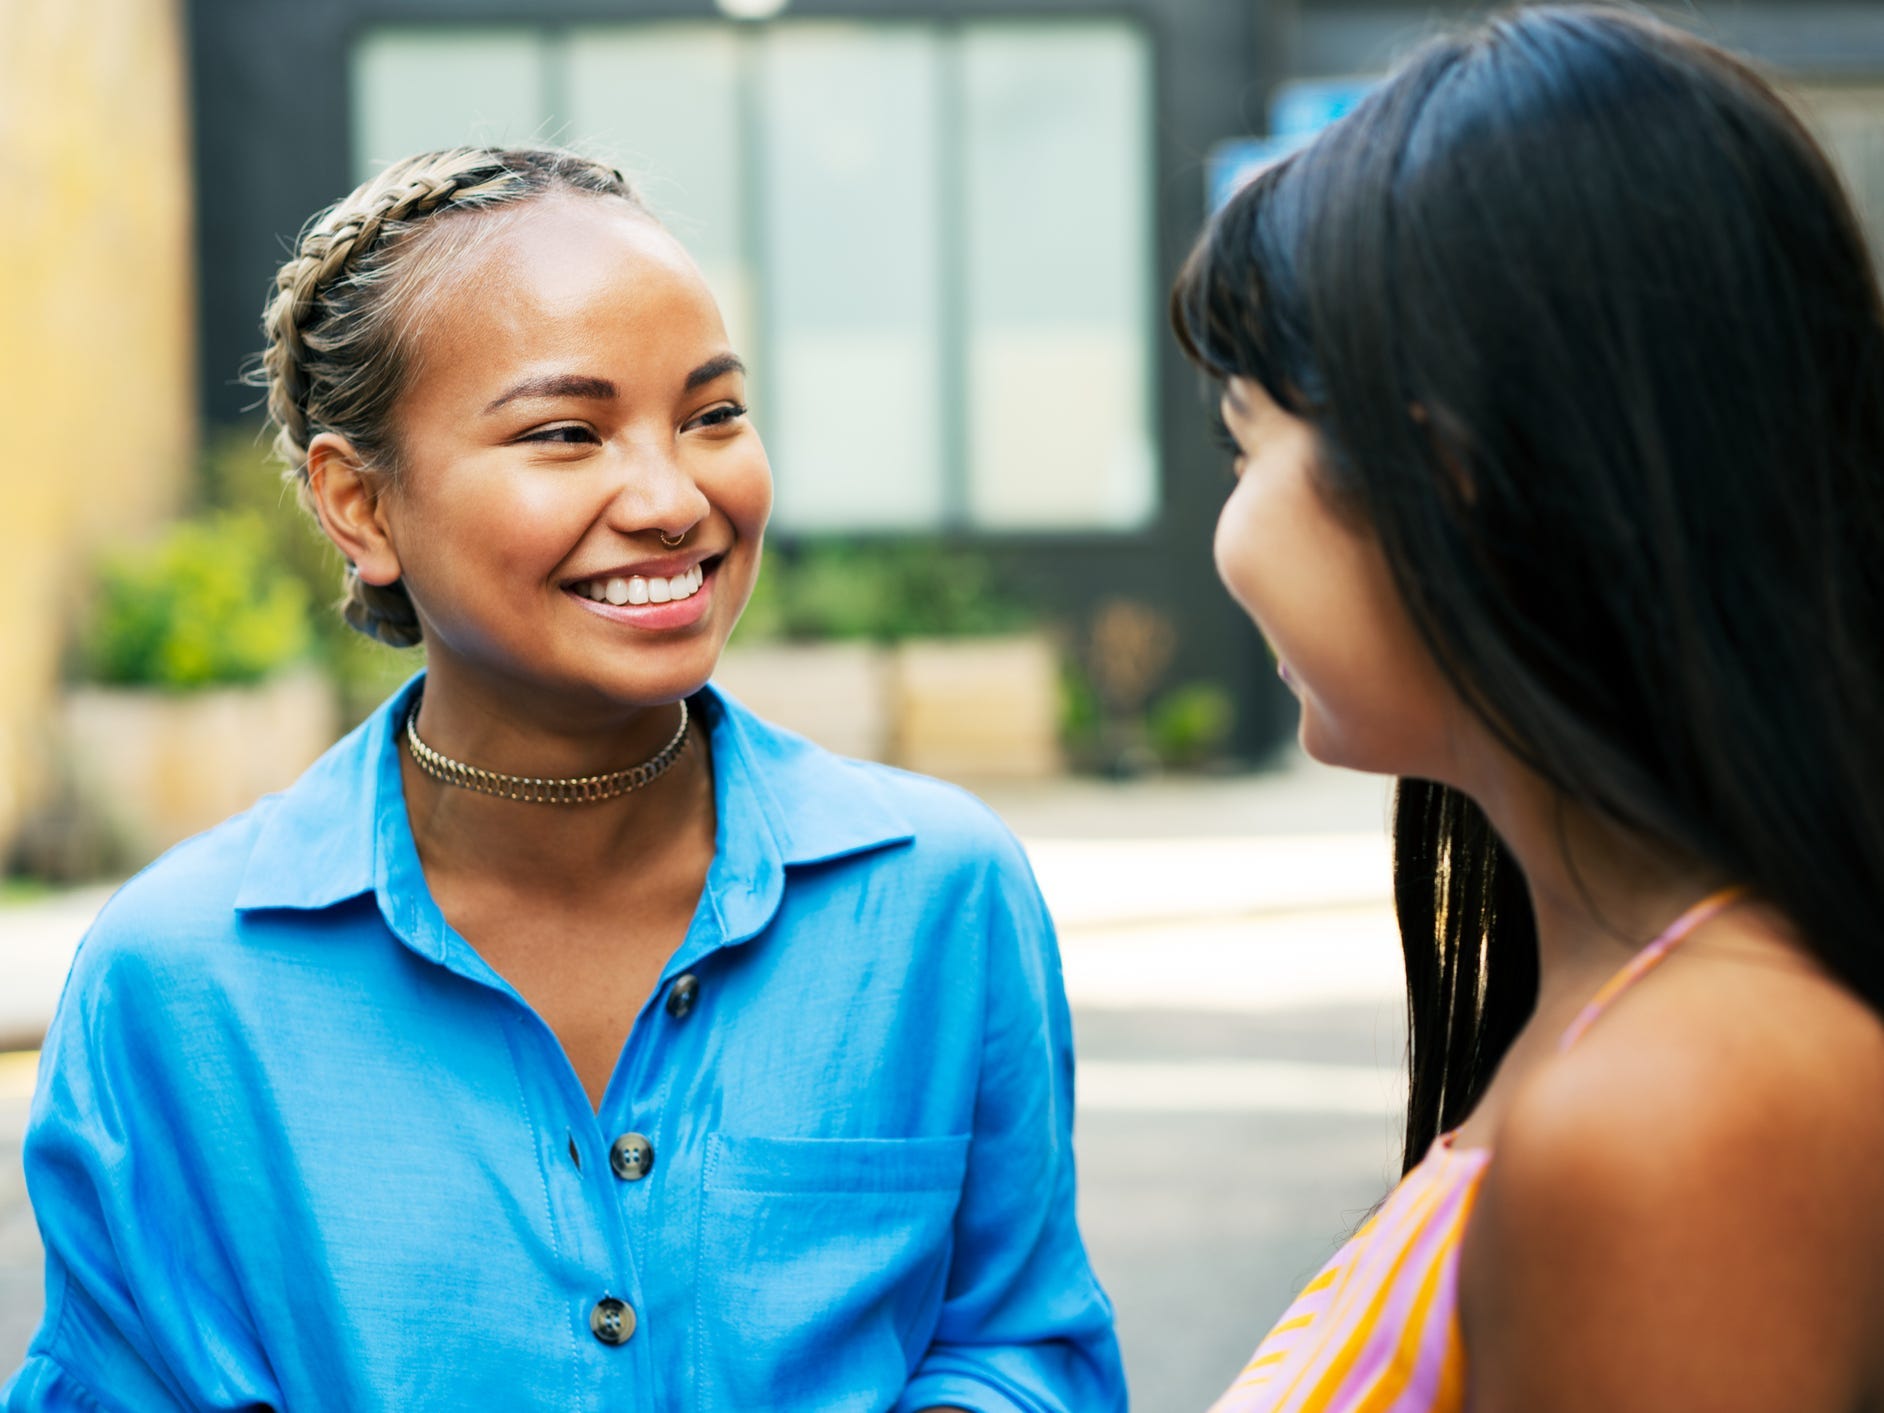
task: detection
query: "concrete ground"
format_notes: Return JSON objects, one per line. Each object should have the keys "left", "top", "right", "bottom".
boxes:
{"left": 0, "top": 751, "right": 1408, "bottom": 1410}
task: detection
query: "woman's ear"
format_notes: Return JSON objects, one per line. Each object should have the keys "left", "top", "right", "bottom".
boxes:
{"left": 305, "top": 433, "right": 402, "bottom": 587}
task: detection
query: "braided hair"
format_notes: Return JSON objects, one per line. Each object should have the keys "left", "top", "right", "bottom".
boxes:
{"left": 255, "top": 147, "right": 644, "bottom": 646}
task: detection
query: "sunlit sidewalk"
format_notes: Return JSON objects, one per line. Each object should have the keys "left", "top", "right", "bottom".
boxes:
{"left": 0, "top": 751, "right": 1404, "bottom": 1090}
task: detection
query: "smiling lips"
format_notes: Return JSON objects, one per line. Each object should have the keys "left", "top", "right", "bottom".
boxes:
{"left": 571, "top": 563, "right": 706, "bottom": 607}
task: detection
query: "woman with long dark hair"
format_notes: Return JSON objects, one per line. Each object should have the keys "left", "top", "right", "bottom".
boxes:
{"left": 1175, "top": 6, "right": 1884, "bottom": 1409}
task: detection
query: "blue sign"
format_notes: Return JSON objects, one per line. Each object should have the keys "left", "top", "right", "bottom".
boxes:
{"left": 1206, "top": 76, "right": 1380, "bottom": 212}
{"left": 1269, "top": 77, "right": 1378, "bottom": 140}
{"left": 1206, "top": 135, "right": 1305, "bottom": 213}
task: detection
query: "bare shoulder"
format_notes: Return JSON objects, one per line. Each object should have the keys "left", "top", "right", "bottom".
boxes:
{"left": 1458, "top": 919, "right": 1884, "bottom": 1413}
{"left": 1498, "top": 918, "right": 1884, "bottom": 1188}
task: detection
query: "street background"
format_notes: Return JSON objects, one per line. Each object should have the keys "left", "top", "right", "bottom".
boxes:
{"left": 0, "top": 750, "right": 1405, "bottom": 1411}
{"left": 10, "top": 1, "right": 1879, "bottom": 1407}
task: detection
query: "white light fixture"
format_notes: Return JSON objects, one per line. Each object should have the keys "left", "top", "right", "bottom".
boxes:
{"left": 715, "top": 0, "right": 789, "bottom": 18}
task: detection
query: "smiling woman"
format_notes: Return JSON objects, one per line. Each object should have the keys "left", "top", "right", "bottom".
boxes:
{"left": 0, "top": 148, "right": 1124, "bottom": 1413}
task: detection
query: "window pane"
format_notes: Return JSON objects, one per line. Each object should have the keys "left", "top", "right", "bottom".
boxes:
{"left": 565, "top": 26, "right": 754, "bottom": 352}
{"left": 758, "top": 25, "right": 946, "bottom": 531}
{"left": 352, "top": 29, "right": 547, "bottom": 180}
{"left": 962, "top": 22, "right": 1157, "bottom": 530}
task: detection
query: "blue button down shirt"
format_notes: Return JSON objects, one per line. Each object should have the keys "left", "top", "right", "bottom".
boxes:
{"left": 4, "top": 677, "right": 1124, "bottom": 1412}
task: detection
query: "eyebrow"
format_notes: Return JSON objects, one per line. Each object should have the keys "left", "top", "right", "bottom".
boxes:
{"left": 483, "top": 375, "right": 618, "bottom": 415}
{"left": 481, "top": 356, "right": 746, "bottom": 415}
{"left": 686, "top": 353, "right": 746, "bottom": 390}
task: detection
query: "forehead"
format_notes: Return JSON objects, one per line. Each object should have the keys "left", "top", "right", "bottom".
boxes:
{"left": 411, "top": 195, "right": 729, "bottom": 396}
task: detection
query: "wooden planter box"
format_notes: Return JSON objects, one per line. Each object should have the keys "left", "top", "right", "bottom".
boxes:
{"left": 714, "top": 633, "right": 1063, "bottom": 780}
{"left": 711, "top": 641, "right": 895, "bottom": 763}
{"left": 890, "top": 634, "right": 1063, "bottom": 780}
{"left": 60, "top": 668, "right": 339, "bottom": 862}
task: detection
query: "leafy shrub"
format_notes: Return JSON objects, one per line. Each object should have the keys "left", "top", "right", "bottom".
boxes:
{"left": 83, "top": 512, "right": 313, "bottom": 689}
{"left": 734, "top": 540, "right": 1034, "bottom": 644}
{"left": 197, "top": 425, "right": 418, "bottom": 720}
{"left": 1147, "top": 680, "right": 1237, "bottom": 770}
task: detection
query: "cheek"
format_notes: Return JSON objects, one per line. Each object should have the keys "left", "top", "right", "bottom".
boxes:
{"left": 384, "top": 463, "right": 577, "bottom": 610}
{"left": 1212, "top": 482, "right": 1261, "bottom": 618}
{"left": 1212, "top": 475, "right": 1297, "bottom": 632}
{"left": 709, "top": 436, "right": 774, "bottom": 537}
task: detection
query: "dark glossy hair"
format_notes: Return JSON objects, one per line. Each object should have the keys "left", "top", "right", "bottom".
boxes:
{"left": 1173, "top": 4, "right": 1884, "bottom": 1170}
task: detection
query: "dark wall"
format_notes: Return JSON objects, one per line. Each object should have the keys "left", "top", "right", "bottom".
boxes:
{"left": 187, "top": 0, "right": 1299, "bottom": 758}
{"left": 189, "top": 0, "right": 1884, "bottom": 758}
{"left": 1291, "top": 0, "right": 1884, "bottom": 76}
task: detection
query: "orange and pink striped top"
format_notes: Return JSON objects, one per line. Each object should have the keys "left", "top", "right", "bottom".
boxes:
{"left": 1208, "top": 886, "right": 1745, "bottom": 1413}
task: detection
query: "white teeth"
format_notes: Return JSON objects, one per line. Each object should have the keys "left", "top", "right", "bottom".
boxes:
{"left": 577, "top": 563, "right": 707, "bottom": 606}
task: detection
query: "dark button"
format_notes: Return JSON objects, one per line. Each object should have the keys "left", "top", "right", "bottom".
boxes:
{"left": 590, "top": 1296, "right": 635, "bottom": 1346}
{"left": 666, "top": 973, "right": 700, "bottom": 1019}
{"left": 567, "top": 1135, "right": 582, "bottom": 1171}
{"left": 610, "top": 1132, "right": 655, "bottom": 1181}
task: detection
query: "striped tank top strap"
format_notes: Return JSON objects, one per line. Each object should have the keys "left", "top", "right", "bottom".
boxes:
{"left": 1557, "top": 885, "right": 1748, "bottom": 1052}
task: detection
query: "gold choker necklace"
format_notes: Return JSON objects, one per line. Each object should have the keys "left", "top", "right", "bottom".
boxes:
{"left": 404, "top": 697, "right": 690, "bottom": 805}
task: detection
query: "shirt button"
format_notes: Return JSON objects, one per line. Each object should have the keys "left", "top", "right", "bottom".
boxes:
{"left": 590, "top": 1296, "right": 635, "bottom": 1346}
{"left": 610, "top": 1133, "right": 655, "bottom": 1181}
{"left": 666, "top": 973, "right": 700, "bottom": 1019}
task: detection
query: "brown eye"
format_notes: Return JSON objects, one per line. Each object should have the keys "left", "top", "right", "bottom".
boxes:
{"left": 521, "top": 424, "right": 599, "bottom": 446}
{"left": 690, "top": 403, "right": 748, "bottom": 432}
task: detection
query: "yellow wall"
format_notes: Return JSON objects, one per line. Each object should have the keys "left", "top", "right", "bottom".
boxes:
{"left": 0, "top": 0, "right": 196, "bottom": 856}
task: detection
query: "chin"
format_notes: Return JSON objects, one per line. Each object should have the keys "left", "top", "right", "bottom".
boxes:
{"left": 1297, "top": 710, "right": 1397, "bottom": 778}
{"left": 552, "top": 645, "right": 725, "bottom": 711}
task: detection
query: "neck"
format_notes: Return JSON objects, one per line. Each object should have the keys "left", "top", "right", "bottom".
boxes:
{"left": 399, "top": 669, "right": 715, "bottom": 887}
{"left": 406, "top": 694, "right": 688, "bottom": 804}
{"left": 1465, "top": 760, "right": 1727, "bottom": 1000}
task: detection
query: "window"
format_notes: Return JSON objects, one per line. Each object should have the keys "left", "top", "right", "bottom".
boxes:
{"left": 757, "top": 26, "right": 948, "bottom": 529}
{"left": 962, "top": 25, "right": 1155, "bottom": 530}
{"left": 351, "top": 18, "right": 1158, "bottom": 534}
{"left": 353, "top": 30, "right": 549, "bottom": 161}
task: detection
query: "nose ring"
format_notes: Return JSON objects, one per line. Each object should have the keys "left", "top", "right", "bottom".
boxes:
{"left": 659, "top": 529, "right": 687, "bottom": 549}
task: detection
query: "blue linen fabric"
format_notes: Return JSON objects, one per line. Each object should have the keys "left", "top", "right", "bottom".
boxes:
{"left": 3, "top": 675, "right": 1125, "bottom": 1413}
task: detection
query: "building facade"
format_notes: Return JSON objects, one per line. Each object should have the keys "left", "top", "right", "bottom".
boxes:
{"left": 183, "top": 0, "right": 1884, "bottom": 762}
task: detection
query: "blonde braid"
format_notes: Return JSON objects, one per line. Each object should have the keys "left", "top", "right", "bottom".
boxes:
{"left": 253, "top": 147, "right": 642, "bottom": 647}
{"left": 263, "top": 162, "right": 487, "bottom": 470}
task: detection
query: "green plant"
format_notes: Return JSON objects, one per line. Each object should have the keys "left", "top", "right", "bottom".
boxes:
{"left": 1147, "top": 680, "right": 1237, "bottom": 770}
{"left": 736, "top": 540, "right": 1035, "bottom": 643}
{"left": 1056, "top": 657, "right": 1105, "bottom": 768}
{"left": 197, "top": 425, "right": 420, "bottom": 720}
{"left": 83, "top": 511, "right": 314, "bottom": 689}
{"left": 0, "top": 877, "right": 54, "bottom": 906}
{"left": 729, "top": 548, "right": 786, "bottom": 645}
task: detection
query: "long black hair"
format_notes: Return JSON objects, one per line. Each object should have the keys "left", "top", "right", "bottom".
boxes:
{"left": 1173, "top": 4, "right": 1884, "bottom": 1170}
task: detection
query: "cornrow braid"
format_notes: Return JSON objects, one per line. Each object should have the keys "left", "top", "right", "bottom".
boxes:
{"left": 252, "top": 146, "right": 643, "bottom": 647}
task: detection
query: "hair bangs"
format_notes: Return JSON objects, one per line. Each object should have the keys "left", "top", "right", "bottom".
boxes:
{"left": 1170, "top": 155, "right": 1321, "bottom": 419}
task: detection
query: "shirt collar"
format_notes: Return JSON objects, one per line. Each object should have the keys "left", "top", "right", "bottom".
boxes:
{"left": 233, "top": 673, "right": 914, "bottom": 935}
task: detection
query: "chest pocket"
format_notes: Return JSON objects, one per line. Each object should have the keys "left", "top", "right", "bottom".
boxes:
{"left": 693, "top": 1133, "right": 971, "bottom": 1411}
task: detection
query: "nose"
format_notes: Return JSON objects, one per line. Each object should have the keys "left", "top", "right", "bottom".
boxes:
{"left": 603, "top": 435, "right": 712, "bottom": 542}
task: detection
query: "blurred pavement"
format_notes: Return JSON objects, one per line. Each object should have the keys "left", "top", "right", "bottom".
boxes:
{"left": 0, "top": 751, "right": 1408, "bottom": 1409}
